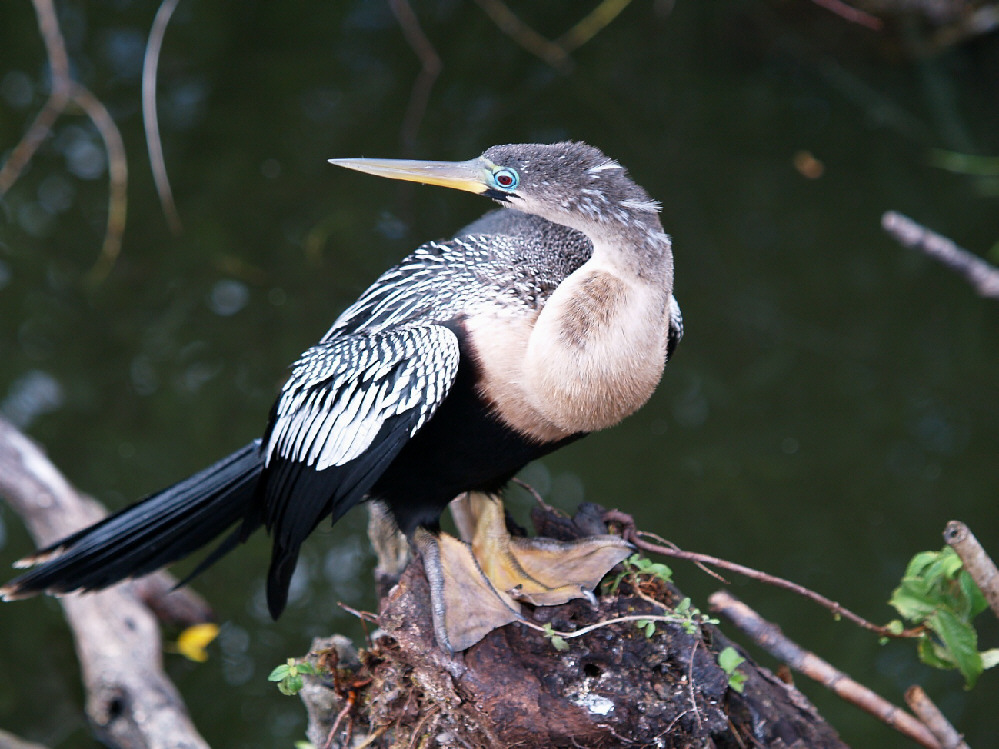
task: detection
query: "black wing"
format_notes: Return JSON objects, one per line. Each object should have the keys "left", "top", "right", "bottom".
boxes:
{"left": 257, "top": 324, "right": 460, "bottom": 617}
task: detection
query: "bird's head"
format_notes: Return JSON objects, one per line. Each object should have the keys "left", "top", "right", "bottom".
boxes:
{"left": 330, "top": 142, "right": 662, "bottom": 238}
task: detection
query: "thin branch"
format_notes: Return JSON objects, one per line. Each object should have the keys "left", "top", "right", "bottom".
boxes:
{"left": 472, "top": 0, "right": 572, "bottom": 73}
{"left": 808, "top": 0, "right": 883, "bottom": 31}
{"left": 73, "top": 83, "right": 128, "bottom": 285}
{"left": 539, "top": 613, "right": 697, "bottom": 641}
{"left": 603, "top": 509, "right": 922, "bottom": 639}
{"left": 0, "top": 0, "right": 129, "bottom": 283}
{"left": 387, "top": 0, "right": 443, "bottom": 154}
{"left": 882, "top": 211, "right": 999, "bottom": 299}
{"left": 557, "top": 0, "right": 634, "bottom": 51}
{"left": 944, "top": 521, "right": 999, "bottom": 620}
{"left": 0, "top": 0, "right": 71, "bottom": 194}
{"left": 709, "top": 591, "right": 942, "bottom": 749}
{"left": 143, "top": 0, "right": 184, "bottom": 235}
{"left": 905, "top": 686, "right": 970, "bottom": 749}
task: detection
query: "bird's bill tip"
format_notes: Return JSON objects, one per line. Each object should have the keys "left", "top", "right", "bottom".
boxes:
{"left": 328, "top": 156, "right": 489, "bottom": 194}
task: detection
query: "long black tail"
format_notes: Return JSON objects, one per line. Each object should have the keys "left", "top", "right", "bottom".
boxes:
{"left": 1, "top": 440, "right": 264, "bottom": 600}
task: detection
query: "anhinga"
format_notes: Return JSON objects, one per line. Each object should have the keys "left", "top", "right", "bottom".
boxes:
{"left": 2, "top": 142, "right": 683, "bottom": 652}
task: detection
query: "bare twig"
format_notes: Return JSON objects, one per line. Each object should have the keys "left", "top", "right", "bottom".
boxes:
{"left": 143, "top": 0, "right": 184, "bottom": 235}
{"left": 388, "top": 0, "right": 442, "bottom": 153}
{"left": 604, "top": 509, "right": 922, "bottom": 639}
{"left": 73, "top": 84, "right": 128, "bottom": 285}
{"left": 809, "top": 0, "right": 883, "bottom": 30}
{"left": 882, "top": 211, "right": 999, "bottom": 299}
{"left": 472, "top": 0, "right": 572, "bottom": 72}
{"left": 944, "top": 521, "right": 999, "bottom": 620}
{"left": 557, "top": 0, "right": 634, "bottom": 51}
{"left": 536, "top": 612, "right": 698, "bottom": 641}
{"left": 709, "top": 591, "right": 942, "bottom": 749}
{"left": 905, "top": 686, "right": 970, "bottom": 749}
{"left": 511, "top": 476, "right": 560, "bottom": 515}
{"left": 0, "top": 0, "right": 71, "bottom": 193}
{"left": 0, "top": 0, "right": 129, "bottom": 282}
{"left": 0, "top": 417, "right": 208, "bottom": 749}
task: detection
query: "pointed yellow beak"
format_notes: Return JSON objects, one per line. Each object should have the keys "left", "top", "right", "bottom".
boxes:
{"left": 329, "top": 156, "right": 491, "bottom": 194}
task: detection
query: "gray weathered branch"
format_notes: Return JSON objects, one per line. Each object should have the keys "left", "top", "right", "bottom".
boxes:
{"left": 0, "top": 417, "right": 209, "bottom": 749}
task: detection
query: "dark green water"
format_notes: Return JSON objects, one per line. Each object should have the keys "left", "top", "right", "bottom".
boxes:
{"left": 1, "top": 1, "right": 997, "bottom": 746}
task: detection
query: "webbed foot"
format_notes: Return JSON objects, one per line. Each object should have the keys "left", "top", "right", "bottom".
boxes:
{"left": 418, "top": 492, "right": 631, "bottom": 652}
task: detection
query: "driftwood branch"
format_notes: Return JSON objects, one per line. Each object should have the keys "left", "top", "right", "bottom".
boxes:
{"left": 905, "top": 686, "right": 970, "bottom": 749}
{"left": 0, "top": 417, "right": 209, "bottom": 749}
{"left": 944, "top": 520, "right": 999, "bottom": 620}
{"left": 709, "top": 590, "right": 942, "bottom": 749}
{"left": 882, "top": 211, "right": 999, "bottom": 299}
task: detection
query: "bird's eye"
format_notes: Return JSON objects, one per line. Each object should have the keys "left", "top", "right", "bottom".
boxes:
{"left": 492, "top": 167, "right": 519, "bottom": 190}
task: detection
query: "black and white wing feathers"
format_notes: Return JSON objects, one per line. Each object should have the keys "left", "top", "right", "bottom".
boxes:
{"left": 257, "top": 324, "right": 460, "bottom": 618}
{"left": 265, "top": 325, "right": 460, "bottom": 470}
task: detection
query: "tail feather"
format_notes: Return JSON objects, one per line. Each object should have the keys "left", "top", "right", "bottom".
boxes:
{"left": 1, "top": 440, "right": 264, "bottom": 600}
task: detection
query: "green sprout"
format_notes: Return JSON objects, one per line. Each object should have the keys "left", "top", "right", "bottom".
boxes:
{"left": 268, "top": 657, "right": 319, "bottom": 696}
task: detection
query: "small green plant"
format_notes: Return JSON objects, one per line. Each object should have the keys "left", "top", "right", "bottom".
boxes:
{"left": 542, "top": 622, "right": 569, "bottom": 652}
{"left": 606, "top": 553, "right": 673, "bottom": 595}
{"left": 888, "top": 546, "right": 999, "bottom": 688}
{"left": 604, "top": 554, "right": 717, "bottom": 639}
{"left": 717, "top": 646, "right": 747, "bottom": 693}
{"left": 635, "top": 619, "right": 656, "bottom": 638}
{"left": 268, "top": 657, "right": 319, "bottom": 696}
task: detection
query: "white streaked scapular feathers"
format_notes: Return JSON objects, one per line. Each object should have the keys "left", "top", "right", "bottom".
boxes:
{"left": 619, "top": 198, "right": 661, "bottom": 214}
{"left": 587, "top": 161, "right": 622, "bottom": 173}
{"left": 265, "top": 325, "right": 460, "bottom": 470}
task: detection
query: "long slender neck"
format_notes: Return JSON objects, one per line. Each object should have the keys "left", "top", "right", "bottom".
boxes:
{"left": 522, "top": 196, "right": 674, "bottom": 288}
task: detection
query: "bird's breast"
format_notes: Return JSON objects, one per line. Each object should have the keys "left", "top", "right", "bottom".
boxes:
{"left": 463, "top": 264, "right": 669, "bottom": 442}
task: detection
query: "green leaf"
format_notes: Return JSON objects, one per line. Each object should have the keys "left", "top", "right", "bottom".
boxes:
{"left": 889, "top": 581, "right": 936, "bottom": 621}
{"left": 635, "top": 619, "right": 656, "bottom": 638}
{"left": 543, "top": 622, "right": 570, "bottom": 652}
{"left": 277, "top": 674, "right": 304, "bottom": 696}
{"left": 904, "top": 550, "right": 940, "bottom": 579}
{"left": 917, "top": 636, "right": 953, "bottom": 671}
{"left": 727, "top": 671, "right": 747, "bottom": 693}
{"left": 928, "top": 608, "right": 983, "bottom": 688}
{"left": 718, "top": 646, "right": 745, "bottom": 674}
{"left": 296, "top": 661, "right": 319, "bottom": 676}
{"left": 934, "top": 547, "right": 964, "bottom": 579}
{"left": 268, "top": 664, "right": 290, "bottom": 682}
{"left": 959, "top": 570, "right": 989, "bottom": 619}
{"left": 717, "top": 647, "right": 747, "bottom": 693}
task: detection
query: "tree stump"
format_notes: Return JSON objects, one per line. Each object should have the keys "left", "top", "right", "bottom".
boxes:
{"left": 299, "top": 504, "right": 848, "bottom": 748}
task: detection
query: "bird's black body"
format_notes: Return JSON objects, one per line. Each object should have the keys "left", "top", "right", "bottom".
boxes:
{"left": 2, "top": 143, "right": 682, "bottom": 625}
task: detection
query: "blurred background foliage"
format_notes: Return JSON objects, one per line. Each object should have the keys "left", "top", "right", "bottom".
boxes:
{"left": 0, "top": 0, "right": 997, "bottom": 746}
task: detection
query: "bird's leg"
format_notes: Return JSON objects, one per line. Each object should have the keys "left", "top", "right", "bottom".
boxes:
{"left": 414, "top": 525, "right": 521, "bottom": 654}
{"left": 453, "top": 492, "right": 633, "bottom": 606}
{"left": 366, "top": 501, "right": 410, "bottom": 598}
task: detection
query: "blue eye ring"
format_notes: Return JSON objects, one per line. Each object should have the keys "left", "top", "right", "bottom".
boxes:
{"left": 492, "top": 167, "right": 519, "bottom": 191}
